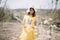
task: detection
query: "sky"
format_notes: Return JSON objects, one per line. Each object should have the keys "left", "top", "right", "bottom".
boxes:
{"left": 0, "top": 0, "right": 60, "bottom": 9}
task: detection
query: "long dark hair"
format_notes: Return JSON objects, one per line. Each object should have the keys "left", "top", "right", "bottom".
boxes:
{"left": 27, "top": 7, "right": 36, "bottom": 17}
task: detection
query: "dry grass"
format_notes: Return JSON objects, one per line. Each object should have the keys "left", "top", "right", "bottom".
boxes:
{"left": 0, "top": 22, "right": 60, "bottom": 40}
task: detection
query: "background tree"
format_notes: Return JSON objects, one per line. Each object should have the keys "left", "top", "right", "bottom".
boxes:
{"left": 51, "top": 0, "right": 60, "bottom": 20}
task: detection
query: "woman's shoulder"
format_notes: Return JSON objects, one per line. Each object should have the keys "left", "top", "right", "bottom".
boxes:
{"left": 33, "top": 15, "right": 39, "bottom": 20}
{"left": 34, "top": 15, "right": 38, "bottom": 18}
{"left": 24, "top": 14, "right": 28, "bottom": 17}
{"left": 24, "top": 14, "right": 29, "bottom": 19}
{"left": 24, "top": 14, "right": 29, "bottom": 16}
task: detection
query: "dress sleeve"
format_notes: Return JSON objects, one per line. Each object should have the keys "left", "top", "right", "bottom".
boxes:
{"left": 23, "top": 15, "right": 26, "bottom": 24}
{"left": 35, "top": 19, "right": 39, "bottom": 26}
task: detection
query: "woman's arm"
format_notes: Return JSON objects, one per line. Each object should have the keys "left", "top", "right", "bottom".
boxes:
{"left": 15, "top": 17, "right": 24, "bottom": 25}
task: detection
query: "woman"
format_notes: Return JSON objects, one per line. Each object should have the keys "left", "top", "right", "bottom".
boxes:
{"left": 16, "top": 7, "right": 38, "bottom": 40}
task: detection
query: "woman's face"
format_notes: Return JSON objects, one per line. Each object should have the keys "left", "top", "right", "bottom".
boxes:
{"left": 30, "top": 8, "right": 34, "bottom": 14}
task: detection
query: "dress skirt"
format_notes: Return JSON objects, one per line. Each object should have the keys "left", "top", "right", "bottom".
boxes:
{"left": 18, "top": 26, "right": 37, "bottom": 40}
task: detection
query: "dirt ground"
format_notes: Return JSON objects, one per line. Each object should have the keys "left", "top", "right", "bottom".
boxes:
{"left": 0, "top": 22, "right": 60, "bottom": 40}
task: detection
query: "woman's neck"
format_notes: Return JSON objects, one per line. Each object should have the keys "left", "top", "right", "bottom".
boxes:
{"left": 29, "top": 14, "right": 32, "bottom": 17}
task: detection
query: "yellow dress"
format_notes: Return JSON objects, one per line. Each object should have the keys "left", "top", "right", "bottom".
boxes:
{"left": 18, "top": 15, "right": 37, "bottom": 40}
